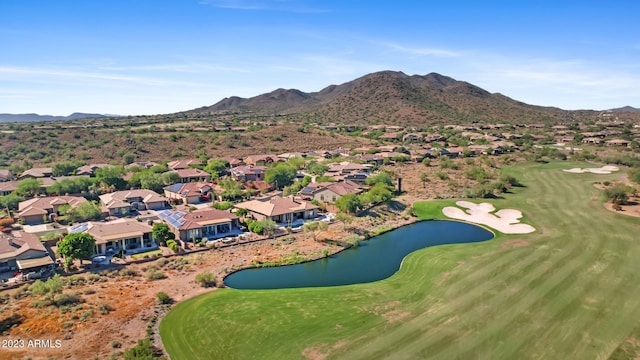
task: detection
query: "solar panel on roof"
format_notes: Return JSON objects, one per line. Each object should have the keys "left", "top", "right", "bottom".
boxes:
{"left": 68, "top": 222, "right": 89, "bottom": 234}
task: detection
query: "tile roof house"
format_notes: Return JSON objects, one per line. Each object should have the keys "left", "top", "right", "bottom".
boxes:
{"left": 0, "top": 169, "right": 13, "bottom": 182}
{"left": 17, "top": 195, "right": 88, "bottom": 225}
{"left": 230, "top": 165, "right": 267, "bottom": 182}
{"left": 70, "top": 219, "right": 156, "bottom": 255}
{"left": 75, "top": 164, "right": 112, "bottom": 176}
{"left": 99, "top": 189, "right": 168, "bottom": 216}
{"left": 298, "top": 180, "right": 363, "bottom": 203}
{"left": 126, "top": 161, "right": 159, "bottom": 169}
{"left": 158, "top": 208, "right": 239, "bottom": 243}
{"left": 167, "top": 159, "right": 202, "bottom": 170}
{"left": 402, "top": 133, "right": 423, "bottom": 142}
{"left": 0, "top": 181, "right": 18, "bottom": 196}
{"left": 326, "top": 162, "right": 372, "bottom": 175}
{"left": 244, "top": 155, "right": 279, "bottom": 166}
{"left": 235, "top": 196, "right": 318, "bottom": 225}
{"left": 172, "top": 168, "right": 212, "bottom": 183}
{"left": 0, "top": 231, "right": 54, "bottom": 273}
{"left": 163, "top": 182, "right": 213, "bottom": 205}
{"left": 19, "top": 167, "right": 53, "bottom": 179}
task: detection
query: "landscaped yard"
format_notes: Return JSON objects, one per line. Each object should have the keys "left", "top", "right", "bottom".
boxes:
{"left": 160, "top": 161, "right": 640, "bottom": 359}
{"left": 130, "top": 249, "right": 162, "bottom": 260}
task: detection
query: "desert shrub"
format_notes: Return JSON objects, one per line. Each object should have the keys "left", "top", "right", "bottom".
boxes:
{"left": 123, "top": 338, "right": 163, "bottom": 360}
{"left": 145, "top": 269, "right": 167, "bottom": 281}
{"left": 156, "top": 291, "right": 173, "bottom": 305}
{"left": 212, "top": 201, "right": 233, "bottom": 210}
{"left": 98, "top": 302, "right": 115, "bottom": 315}
{"left": 435, "top": 171, "right": 449, "bottom": 180}
{"left": 80, "top": 309, "right": 94, "bottom": 322}
{"left": 118, "top": 268, "right": 139, "bottom": 278}
{"left": 194, "top": 271, "right": 216, "bottom": 288}
{"left": 54, "top": 292, "right": 81, "bottom": 307}
{"left": 166, "top": 239, "right": 180, "bottom": 253}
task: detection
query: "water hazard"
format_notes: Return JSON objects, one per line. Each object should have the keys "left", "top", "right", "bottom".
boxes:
{"left": 224, "top": 220, "right": 493, "bottom": 289}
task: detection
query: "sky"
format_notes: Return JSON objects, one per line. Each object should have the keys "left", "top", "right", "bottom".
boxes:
{"left": 1, "top": 0, "right": 639, "bottom": 116}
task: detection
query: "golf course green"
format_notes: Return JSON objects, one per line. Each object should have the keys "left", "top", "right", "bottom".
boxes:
{"left": 160, "top": 161, "right": 640, "bottom": 359}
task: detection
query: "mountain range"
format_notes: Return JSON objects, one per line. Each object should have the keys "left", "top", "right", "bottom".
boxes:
{"left": 188, "top": 71, "right": 624, "bottom": 125}
{"left": 0, "top": 112, "right": 108, "bottom": 123}
{"left": 3, "top": 71, "right": 638, "bottom": 125}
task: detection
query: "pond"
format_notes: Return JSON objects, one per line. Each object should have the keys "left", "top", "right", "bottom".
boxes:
{"left": 224, "top": 220, "right": 493, "bottom": 289}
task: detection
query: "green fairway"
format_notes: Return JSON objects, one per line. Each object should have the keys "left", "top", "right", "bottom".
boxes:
{"left": 160, "top": 162, "right": 640, "bottom": 359}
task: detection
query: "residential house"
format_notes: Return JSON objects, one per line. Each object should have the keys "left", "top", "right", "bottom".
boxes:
{"left": 298, "top": 181, "right": 363, "bottom": 203}
{"left": 163, "top": 182, "right": 213, "bottom": 205}
{"left": 126, "top": 161, "right": 159, "bottom": 169}
{"left": 244, "top": 155, "right": 279, "bottom": 166}
{"left": 75, "top": 164, "right": 112, "bottom": 176}
{"left": 379, "top": 132, "right": 399, "bottom": 140}
{"left": 235, "top": 196, "right": 318, "bottom": 225}
{"left": 0, "top": 231, "right": 54, "bottom": 274}
{"left": 17, "top": 195, "right": 88, "bottom": 225}
{"left": 167, "top": 159, "right": 202, "bottom": 170}
{"left": 326, "top": 162, "right": 372, "bottom": 176}
{"left": 158, "top": 208, "right": 239, "bottom": 243}
{"left": 70, "top": 219, "right": 156, "bottom": 255}
{"left": 582, "top": 137, "right": 605, "bottom": 145}
{"left": 19, "top": 167, "right": 53, "bottom": 179}
{"left": 402, "top": 133, "right": 423, "bottom": 142}
{"left": 173, "top": 168, "right": 212, "bottom": 183}
{"left": 230, "top": 165, "right": 267, "bottom": 182}
{"left": 224, "top": 157, "right": 245, "bottom": 167}
{"left": 0, "top": 169, "right": 13, "bottom": 182}
{"left": 605, "top": 139, "right": 631, "bottom": 147}
{"left": 0, "top": 181, "right": 18, "bottom": 196}
{"left": 99, "top": 189, "right": 168, "bottom": 216}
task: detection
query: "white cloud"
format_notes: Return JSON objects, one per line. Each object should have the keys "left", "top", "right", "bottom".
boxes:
{"left": 198, "top": 0, "right": 328, "bottom": 13}
{"left": 0, "top": 66, "right": 208, "bottom": 88}
{"left": 379, "top": 41, "right": 462, "bottom": 58}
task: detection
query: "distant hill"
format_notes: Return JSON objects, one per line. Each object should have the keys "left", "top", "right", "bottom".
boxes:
{"left": 608, "top": 106, "right": 640, "bottom": 113}
{"left": 187, "top": 71, "right": 603, "bottom": 125}
{"left": 0, "top": 112, "right": 108, "bottom": 123}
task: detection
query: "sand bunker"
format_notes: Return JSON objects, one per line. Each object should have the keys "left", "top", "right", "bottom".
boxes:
{"left": 442, "top": 201, "right": 536, "bottom": 234}
{"left": 562, "top": 165, "right": 619, "bottom": 174}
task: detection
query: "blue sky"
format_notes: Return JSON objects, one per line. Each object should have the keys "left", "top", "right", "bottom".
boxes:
{"left": 1, "top": 0, "right": 638, "bottom": 115}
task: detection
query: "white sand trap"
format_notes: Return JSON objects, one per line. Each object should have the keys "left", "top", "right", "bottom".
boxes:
{"left": 562, "top": 165, "right": 619, "bottom": 174}
{"left": 442, "top": 201, "right": 536, "bottom": 234}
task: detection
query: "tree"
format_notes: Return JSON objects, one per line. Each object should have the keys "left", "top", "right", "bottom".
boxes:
{"left": 57, "top": 233, "right": 96, "bottom": 265}
{"left": 16, "top": 178, "right": 42, "bottom": 197}
{"left": 419, "top": 173, "right": 430, "bottom": 188}
{"left": 260, "top": 219, "right": 278, "bottom": 239}
{"left": 307, "top": 161, "right": 329, "bottom": 176}
{"left": 365, "top": 172, "right": 394, "bottom": 187}
{"left": 139, "top": 173, "right": 163, "bottom": 193}
{"left": 52, "top": 161, "right": 82, "bottom": 176}
{"left": 334, "top": 212, "right": 354, "bottom": 230}
{"left": 204, "top": 159, "right": 229, "bottom": 177}
{"left": 287, "top": 156, "right": 306, "bottom": 170}
{"left": 334, "top": 193, "right": 362, "bottom": 215}
{"left": 362, "top": 183, "right": 393, "bottom": 205}
{"left": 66, "top": 202, "right": 102, "bottom": 222}
{"left": 303, "top": 221, "right": 328, "bottom": 242}
{"left": 152, "top": 223, "right": 174, "bottom": 244}
{"left": 0, "top": 193, "right": 24, "bottom": 211}
{"left": 219, "top": 178, "right": 243, "bottom": 200}
{"left": 94, "top": 166, "right": 127, "bottom": 190}
{"left": 122, "top": 152, "right": 136, "bottom": 165}
{"left": 604, "top": 184, "right": 631, "bottom": 205}
{"left": 265, "top": 162, "right": 297, "bottom": 189}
